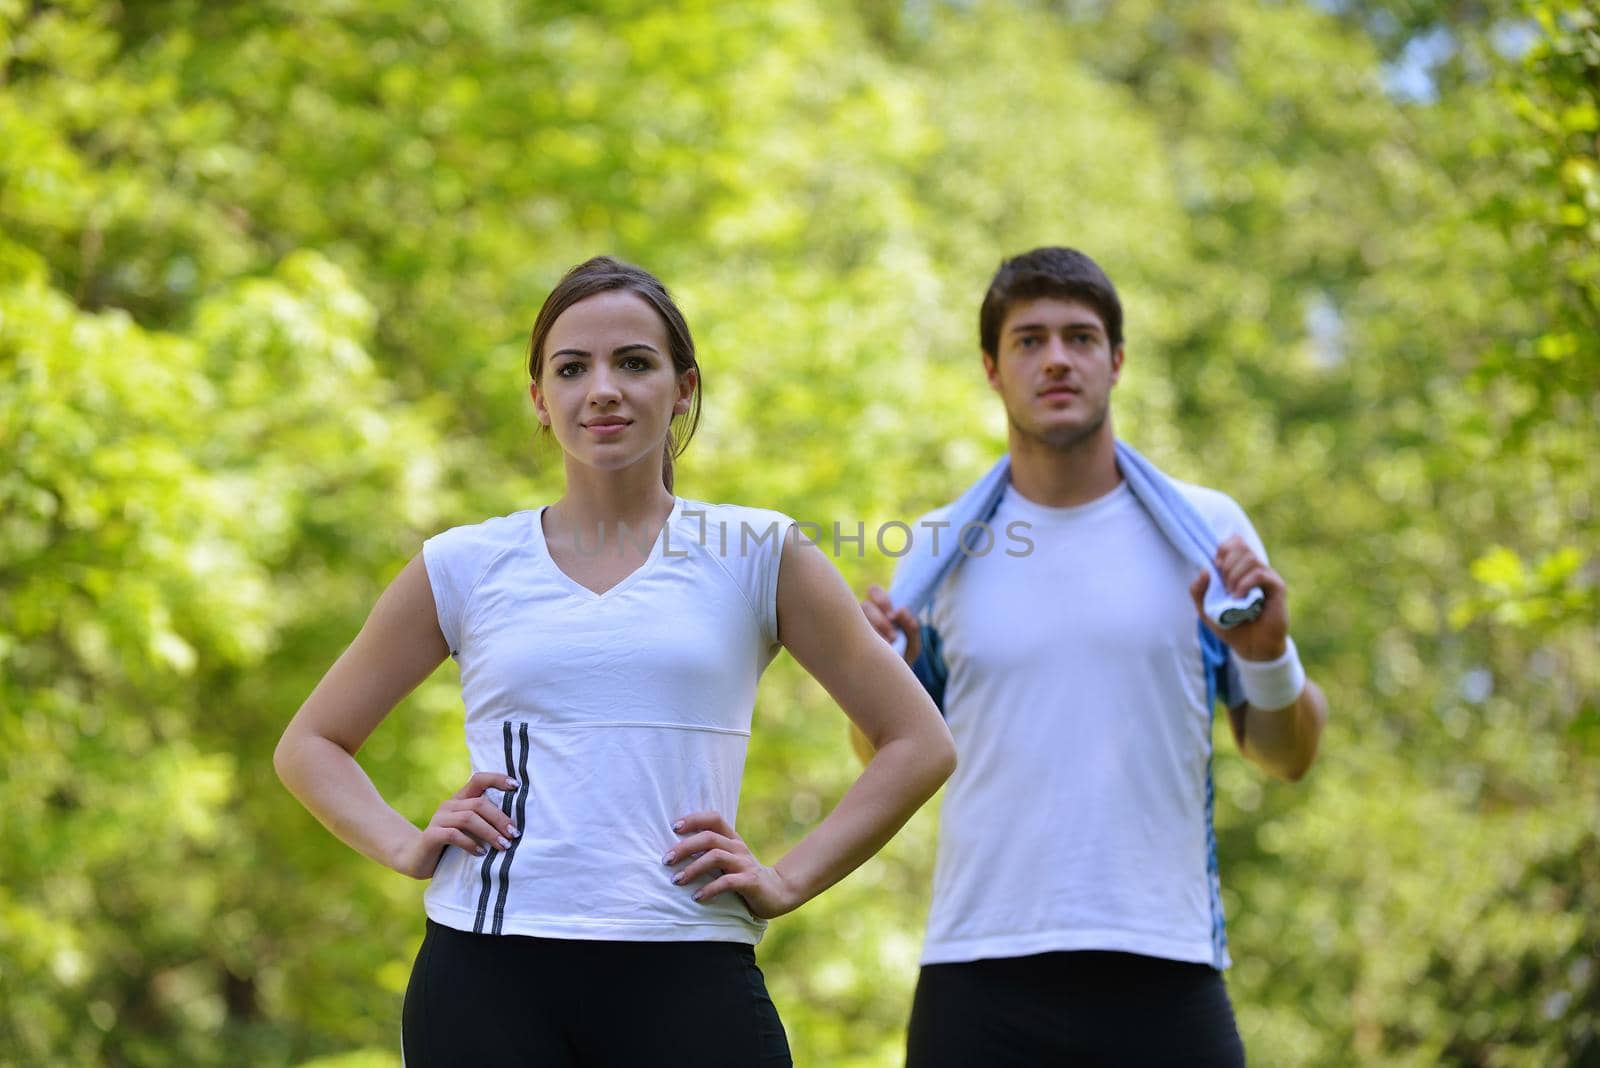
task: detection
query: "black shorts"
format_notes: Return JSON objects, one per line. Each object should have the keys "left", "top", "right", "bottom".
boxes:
{"left": 906, "top": 950, "right": 1246, "bottom": 1067}
{"left": 402, "top": 919, "right": 791, "bottom": 1067}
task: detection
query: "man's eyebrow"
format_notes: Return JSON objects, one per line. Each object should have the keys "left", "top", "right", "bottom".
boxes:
{"left": 1007, "top": 320, "right": 1104, "bottom": 334}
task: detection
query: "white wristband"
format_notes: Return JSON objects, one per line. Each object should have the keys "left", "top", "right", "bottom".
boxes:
{"left": 1236, "top": 637, "right": 1306, "bottom": 711}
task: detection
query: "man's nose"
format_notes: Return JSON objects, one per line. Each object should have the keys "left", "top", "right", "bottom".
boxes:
{"left": 1042, "top": 336, "right": 1072, "bottom": 369}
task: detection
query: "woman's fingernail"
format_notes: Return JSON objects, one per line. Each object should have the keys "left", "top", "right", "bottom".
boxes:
{"left": 672, "top": 873, "right": 686, "bottom": 885}
{"left": 506, "top": 779, "right": 520, "bottom": 790}
{"left": 474, "top": 846, "right": 487, "bottom": 856}
{"left": 692, "top": 890, "right": 704, "bottom": 901}
{"left": 672, "top": 820, "right": 684, "bottom": 832}
{"left": 508, "top": 825, "right": 521, "bottom": 838}
{"left": 662, "top": 851, "right": 676, "bottom": 865}
{"left": 496, "top": 836, "right": 511, "bottom": 850}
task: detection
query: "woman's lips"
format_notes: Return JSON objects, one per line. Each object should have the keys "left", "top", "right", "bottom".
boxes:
{"left": 583, "top": 419, "right": 631, "bottom": 437}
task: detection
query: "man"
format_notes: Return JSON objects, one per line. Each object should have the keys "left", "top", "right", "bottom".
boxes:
{"left": 860, "top": 247, "right": 1328, "bottom": 1065}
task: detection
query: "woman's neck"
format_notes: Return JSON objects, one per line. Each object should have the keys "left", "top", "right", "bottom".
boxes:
{"left": 547, "top": 453, "right": 677, "bottom": 534}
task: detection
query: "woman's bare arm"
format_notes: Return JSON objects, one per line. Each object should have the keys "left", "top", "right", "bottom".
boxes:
{"left": 670, "top": 533, "right": 956, "bottom": 916}
{"left": 273, "top": 554, "right": 518, "bottom": 878}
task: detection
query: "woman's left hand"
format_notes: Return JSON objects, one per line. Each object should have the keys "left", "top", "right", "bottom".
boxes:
{"left": 664, "top": 811, "right": 802, "bottom": 919}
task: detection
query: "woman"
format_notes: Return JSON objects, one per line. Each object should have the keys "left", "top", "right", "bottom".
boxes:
{"left": 273, "top": 256, "right": 956, "bottom": 1066}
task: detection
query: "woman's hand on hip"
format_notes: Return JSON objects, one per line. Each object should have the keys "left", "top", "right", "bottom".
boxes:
{"left": 393, "top": 771, "right": 521, "bottom": 880}
{"left": 664, "top": 811, "right": 801, "bottom": 919}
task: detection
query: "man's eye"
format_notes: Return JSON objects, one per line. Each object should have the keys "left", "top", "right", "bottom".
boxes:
{"left": 1019, "top": 336, "right": 1041, "bottom": 349}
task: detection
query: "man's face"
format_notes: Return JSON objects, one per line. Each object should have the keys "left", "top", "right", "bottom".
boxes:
{"left": 983, "top": 295, "right": 1123, "bottom": 451}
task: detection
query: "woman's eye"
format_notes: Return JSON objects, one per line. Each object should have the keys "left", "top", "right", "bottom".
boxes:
{"left": 622, "top": 356, "right": 649, "bottom": 371}
{"left": 556, "top": 363, "right": 584, "bottom": 377}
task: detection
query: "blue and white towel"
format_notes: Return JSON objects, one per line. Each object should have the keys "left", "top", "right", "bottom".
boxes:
{"left": 887, "top": 439, "right": 1262, "bottom": 712}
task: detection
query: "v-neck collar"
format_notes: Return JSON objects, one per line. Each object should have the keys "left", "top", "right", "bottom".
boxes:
{"left": 531, "top": 497, "right": 684, "bottom": 602}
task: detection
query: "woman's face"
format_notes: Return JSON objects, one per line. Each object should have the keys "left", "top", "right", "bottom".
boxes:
{"left": 531, "top": 290, "right": 696, "bottom": 476}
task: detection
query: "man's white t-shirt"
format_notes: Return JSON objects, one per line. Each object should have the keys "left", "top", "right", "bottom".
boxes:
{"left": 916, "top": 479, "right": 1264, "bottom": 970}
{"left": 420, "top": 498, "right": 793, "bottom": 944}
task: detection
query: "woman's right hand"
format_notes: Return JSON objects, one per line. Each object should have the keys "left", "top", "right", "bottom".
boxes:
{"left": 392, "top": 771, "right": 522, "bottom": 880}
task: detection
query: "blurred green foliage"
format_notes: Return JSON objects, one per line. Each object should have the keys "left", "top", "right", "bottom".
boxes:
{"left": 1, "top": 1, "right": 1595, "bottom": 1064}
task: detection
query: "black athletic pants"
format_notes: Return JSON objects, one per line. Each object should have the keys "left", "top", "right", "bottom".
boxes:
{"left": 906, "top": 950, "right": 1246, "bottom": 1067}
{"left": 402, "top": 919, "right": 792, "bottom": 1066}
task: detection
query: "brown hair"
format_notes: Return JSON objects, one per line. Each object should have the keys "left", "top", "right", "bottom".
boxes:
{"left": 979, "top": 247, "right": 1124, "bottom": 357}
{"left": 527, "top": 256, "right": 702, "bottom": 491}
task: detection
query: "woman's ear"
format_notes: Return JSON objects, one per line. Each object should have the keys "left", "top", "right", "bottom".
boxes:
{"left": 673, "top": 367, "right": 698, "bottom": 415}
{"left": 529, "top": 380, "right": 551, "bottom": 426}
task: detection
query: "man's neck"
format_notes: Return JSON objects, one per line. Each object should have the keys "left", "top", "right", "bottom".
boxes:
{"left": 1006, "top": 424, "right": 1122, "bottom": 508}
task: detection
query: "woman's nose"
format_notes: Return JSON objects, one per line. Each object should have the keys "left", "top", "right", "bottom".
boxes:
{"left": 587, "top": 369, "right": 621, "bottom": 402}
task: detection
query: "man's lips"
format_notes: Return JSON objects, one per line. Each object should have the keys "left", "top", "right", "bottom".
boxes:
{"left": 1037, "top": 385, "right": 1079, "bottom": 399}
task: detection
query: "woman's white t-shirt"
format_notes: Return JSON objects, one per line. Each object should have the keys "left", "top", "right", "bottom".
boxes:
{"left": 420, "top": 498, "right": 794, "bottom": 944}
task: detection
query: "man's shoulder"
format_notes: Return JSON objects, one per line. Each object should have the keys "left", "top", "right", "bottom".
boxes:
{"left": 909, "top": 502, "right": 958, "bottom": 529}
{"left": 1169, "top": 478, "right": 1267, "bottom": 557}
{"left": 1171, "top": 479, "right": 1249, "bottom": 529}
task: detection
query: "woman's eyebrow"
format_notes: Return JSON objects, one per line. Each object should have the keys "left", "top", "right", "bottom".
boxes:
{"left": 551, "top": 342, "right": 661, "bottom": 359}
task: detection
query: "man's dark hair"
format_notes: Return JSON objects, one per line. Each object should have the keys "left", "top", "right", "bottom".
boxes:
{"left": 979, "top": 247, "right": 1123, "bottom": 357}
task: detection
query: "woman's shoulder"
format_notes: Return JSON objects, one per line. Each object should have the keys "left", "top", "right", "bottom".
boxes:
{"left": 676, "top": 498, "right": 796, "bottom": 533}
{"left": 425, "top": 509, "right": 540, "bottom": 559}
{"left": 674, "top": 499, "right": 794, "bottom": 640}
{"left": 672, "top": 498, "right": 797, "bottom": 567}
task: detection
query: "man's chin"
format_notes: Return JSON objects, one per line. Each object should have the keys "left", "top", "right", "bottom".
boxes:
{"left": 1014, "top": 413, "right": 1107, "bottom": 452}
